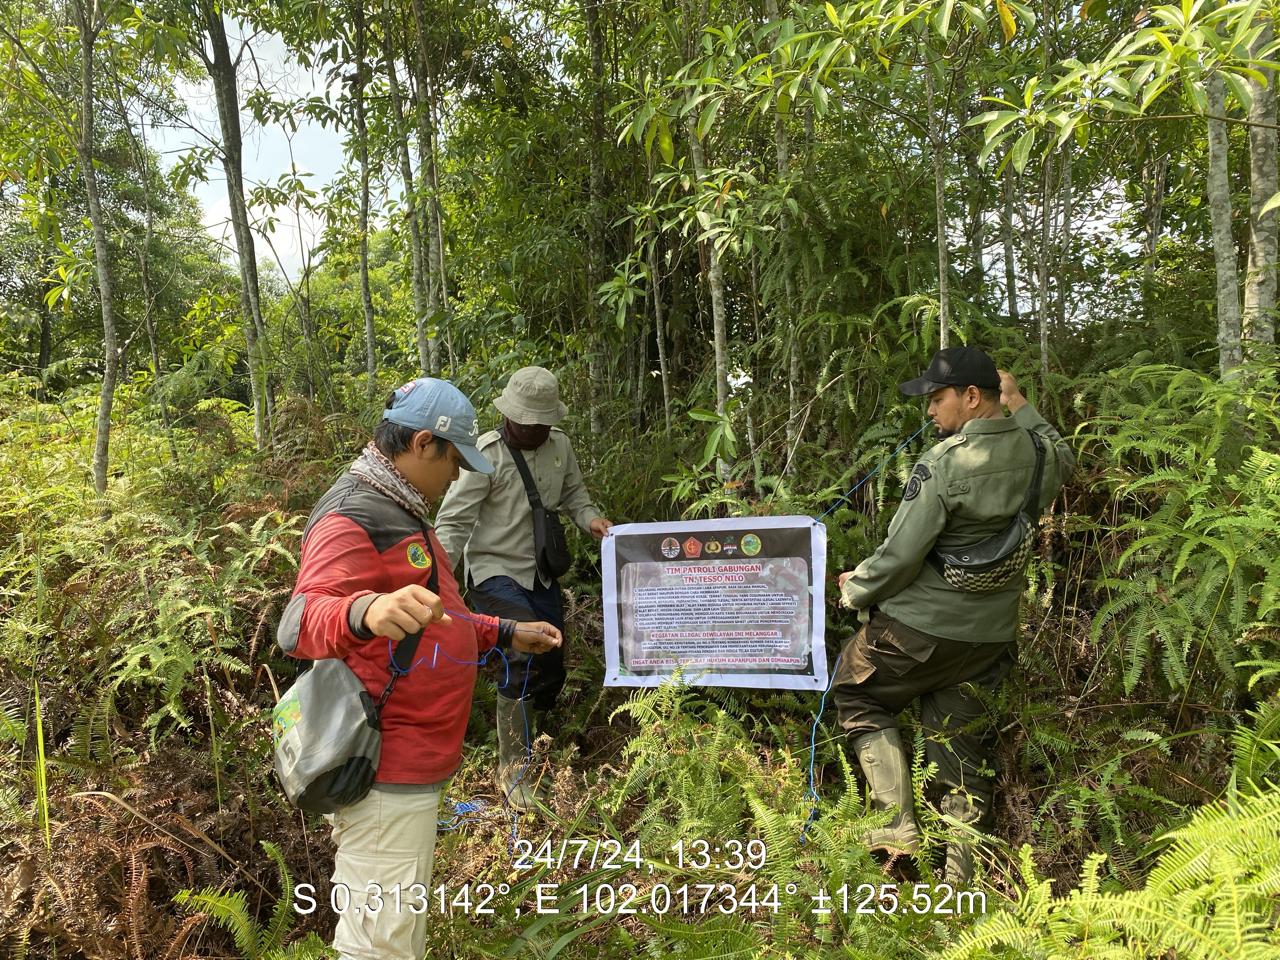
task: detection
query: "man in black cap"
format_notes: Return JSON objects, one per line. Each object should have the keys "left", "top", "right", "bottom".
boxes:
{"left": 832, "top": 346, "right": 1074, "bottom": 884}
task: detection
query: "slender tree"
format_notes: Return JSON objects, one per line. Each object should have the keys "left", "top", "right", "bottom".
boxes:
{"left": 1207, "top": 73, "right": 1243, "bottom": 376}
{"left": 1244, "top": 20, "right": 1277, "bottom": 349}
{"left": 192, "top": 0, "right": 273, "bottom": 446}
{"left": 351, "top": 1, "right": 378, "bottom": 400}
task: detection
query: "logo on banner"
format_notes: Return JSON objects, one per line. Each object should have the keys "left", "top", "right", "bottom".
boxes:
{"left": 705, "top": 540, "right": 722, "bottom": 554}
{"left": 722, "top": 537, "right": 739, "bottom": 556}
{"left": 407, "top": 543, "right": 433, "bottom": 571}
{"left": 682, "top": 537, "right": 702, "bottom": 559}
{"left": 741, "top": 534, "right": 762, "bottom": 557}
{"left": 660, "top": 537, "right": 680, "bottom": 559}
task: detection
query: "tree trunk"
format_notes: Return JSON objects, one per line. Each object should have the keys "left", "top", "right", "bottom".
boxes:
{"left": 383, "top": 0, "right": 435, "bottom": 375}
{"left": 583, "top": 0, "right": 608, "bottom": 436}
{"left": 682, "top": 0, "right": 730, "bottom": 479}
{"left": 353, "top": 4, "right": 378, "bottom": 400}
{"left": 685, "top": 115, "right": 731, "bottom": 478}
{"left": 425, "top": 71, "right": 453, "bottom": 370}
{"left": 201, "top": 3, "right": 272, "bottom": 446}
{"left": 1037, "top": 153, "right": 1054, "bottom": 380}
{"left": 1054, "top": 145, "right": 1073, "bottom": 331}
{"left": 1207, "top": 73, "right": 1243, "bottom": 376}
{"left": 1244, "top": 21, "right": 1277, "bottom": 349}
{"left": 647, "top": 235, "right": 673, "bottom": 436}
{"left": 37, "top": 176, "right": 56, "bottom": 398}
{"left": 766, "top": 0, "right": 802, "bottom": 460}
{"left": 71, "top": 4, "right": 118, "bottom": 496}
{"left": 1002, "top": 163, "right": 1019, "bottom": 324}
{"left": 1142, "top": 154, "right": 1167, "bottom": 326}
{"left": 406, "top": 0, "right": 443, "bottom": 373}
{"left": 958, "top": 98, "right": 985, "bottom": 292}
{"left": 924, "top": 66, "right": 949, "bottom": 349}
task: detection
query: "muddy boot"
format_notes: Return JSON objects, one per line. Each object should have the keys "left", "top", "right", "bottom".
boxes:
{"left": 852, "top": 729, "right": 922, "bottom": 879}
{"left": 941, "top": 791, "right": 984, "bottom": 887}
{"left": 495, "top": 696, "right": 540, "bottom": 812}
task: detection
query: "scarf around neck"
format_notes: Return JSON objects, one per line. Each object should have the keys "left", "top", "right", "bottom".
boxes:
{"left": 350, "top": 441, "right": 432, "bottom": 524}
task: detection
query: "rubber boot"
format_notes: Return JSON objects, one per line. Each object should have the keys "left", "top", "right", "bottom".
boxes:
{"left": 941, "top": 790, "right": 984, "bottom": 887}
{"left": 495, "top": 696, "right": 540, "bottom": 812}
{"left": 852, "top": 729, "right": 922, "bottom": 875}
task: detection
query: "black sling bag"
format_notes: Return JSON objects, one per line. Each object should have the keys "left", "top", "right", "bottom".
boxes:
{"left": 927, "top": 431, "right": 1046, "bottom": 593}
{"left": 501, "top": 431, "right": 574, "bottom": 581}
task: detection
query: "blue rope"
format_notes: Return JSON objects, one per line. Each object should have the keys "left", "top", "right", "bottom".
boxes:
{"left": 800, "top": 651, "right": 841, "bottom": 846}
{"left": 377, "top": 620, "right": 524, "bottom": 832}
{"left": 815, "top": 422, "right": 929, "bottom": 522}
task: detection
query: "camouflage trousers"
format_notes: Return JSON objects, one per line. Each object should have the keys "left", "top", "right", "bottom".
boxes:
{"left": 831, "top": 611, "right": 1014, "bottom": 808}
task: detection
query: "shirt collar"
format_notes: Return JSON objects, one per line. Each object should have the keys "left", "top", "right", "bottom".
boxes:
{"left": 960, "top": 414, "right": 1019, "bottom": 436}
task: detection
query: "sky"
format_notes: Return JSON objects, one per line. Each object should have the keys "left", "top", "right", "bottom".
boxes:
{"left": 147, "top": 28, "right": 345, "bottom": 280}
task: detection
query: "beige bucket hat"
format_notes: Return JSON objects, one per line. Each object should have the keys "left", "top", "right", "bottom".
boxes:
{"left": 493, "top": 366, "right": 568, "bottom": 425}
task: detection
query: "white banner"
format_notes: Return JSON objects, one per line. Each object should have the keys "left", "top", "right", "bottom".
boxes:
{"left": 602, "top": 516, "right": 827, "bottom": 690}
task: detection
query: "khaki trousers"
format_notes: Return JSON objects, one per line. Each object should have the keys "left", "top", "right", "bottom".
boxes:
{"left": 831, "top": 611, "right": 1014, "bottom": 807}
{"left": 328, "top": 786, "right": 444, "bottom": 960}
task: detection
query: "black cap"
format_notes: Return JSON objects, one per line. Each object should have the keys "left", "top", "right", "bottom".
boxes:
{"left": 898, "top": 346, "right": 1000, "bottom": 396}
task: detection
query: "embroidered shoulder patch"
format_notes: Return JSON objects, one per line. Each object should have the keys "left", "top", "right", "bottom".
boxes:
{"left": 407, "top": 542, "right": 433, "bottom": 571}
{"left": 903, "top": 462, "right": 932, "bottom": 502}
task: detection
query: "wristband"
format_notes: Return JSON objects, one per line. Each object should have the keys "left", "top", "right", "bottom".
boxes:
{"left": 497, "top": 618, "right": 516, "bottom": 649}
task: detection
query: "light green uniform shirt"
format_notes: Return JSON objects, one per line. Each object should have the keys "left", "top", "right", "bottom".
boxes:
{"left": 434, "top": 428, "right": 602, "bottom": 590}
{"left": 840, "top": 403, "right": 1074, "bottom": 643}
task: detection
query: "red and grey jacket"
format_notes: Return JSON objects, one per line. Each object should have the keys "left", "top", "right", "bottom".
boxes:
{"left": 278, "top": 472, "right": 503, "bottom": 785}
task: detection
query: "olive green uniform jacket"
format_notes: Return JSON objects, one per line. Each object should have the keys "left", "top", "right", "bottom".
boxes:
{"left": 434, "top": 428, "right": 602, "bottom": 590}
{"left": 839, "top": 403, "right": 1074, "bottom": 644}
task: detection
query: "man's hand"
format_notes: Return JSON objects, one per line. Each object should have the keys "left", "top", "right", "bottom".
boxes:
{"left": 837, "top": 571, "right": 856, "bottom": 608}
{"left": 998, "top": 369, "right": 1028, "bottom": 413}
{"left": 363, "top": 585, "right": 450, "bottom": 641}
{"left": 511, "top": 621, "right": 563, "bottom": 654}
{"left": 590, "top": 518, "right": 614, "bottom": 540}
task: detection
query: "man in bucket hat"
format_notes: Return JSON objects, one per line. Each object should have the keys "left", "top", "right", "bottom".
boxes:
{"left": 832, "top": 346, "right": 1074, "bottom": 885}
{"left": 435, "top": 366, "right": 612, "bottom": 810}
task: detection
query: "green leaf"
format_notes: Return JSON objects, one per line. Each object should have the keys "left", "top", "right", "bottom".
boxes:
{"left": 658, "top": 116, "right": 674, "bottom": 164}
{"left": 1182, "top": 75, "right": 1208, "bottom": 116}
{"left": 1223, "top": 71, "right": 1253, "bottom": 114}
{"left": 935, "top": 0, "right": 956, "bottom": 38}
{"left": 1073, "top": 116, "right": 1090, "bottom": 149}
{"left": 701, "top": 425, "right": 724, "bottom": 466}
{"left": 983, "top": 110, "right": 1023, "bottom": 143}
{"left": 1011, "top": 128, "right": 1036, "bottom": 173}
{"left": 1055, "top": 115, "right": 1080, "bottom": 148}
{"left": 812, "top": 82, "right": 829, "bottom": 114}
{"left": 1260, "top": 189, "right": 1280, "bottom": 217}
{"left": 825, "top": 2, "right": 840, "bottom": 28}
{"left": 697, "top": 98, "right": 722, "bottom": 139}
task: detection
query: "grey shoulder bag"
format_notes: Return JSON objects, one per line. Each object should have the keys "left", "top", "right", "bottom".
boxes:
{"left": 928, "top": 431, "right": 1046, "bottom": 593}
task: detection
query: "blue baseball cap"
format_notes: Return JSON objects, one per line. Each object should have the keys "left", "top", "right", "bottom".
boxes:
{"left": 383, "top": 378, "right": 495, "bottom": 474}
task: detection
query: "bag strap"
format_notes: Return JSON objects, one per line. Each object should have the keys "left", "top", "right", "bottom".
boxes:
{"left": 500, "top": 428, "right": 545, "bottom": 511}
{"left": 378, "top": 526, "right": 442, "bottom": 711}
{"left": 1018, "top": 431, "right": 1047, "bottom": 518}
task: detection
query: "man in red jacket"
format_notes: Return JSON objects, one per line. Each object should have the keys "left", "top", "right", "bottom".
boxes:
{"left": 278, "top": 377, "right": 560, "bottom": 960}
